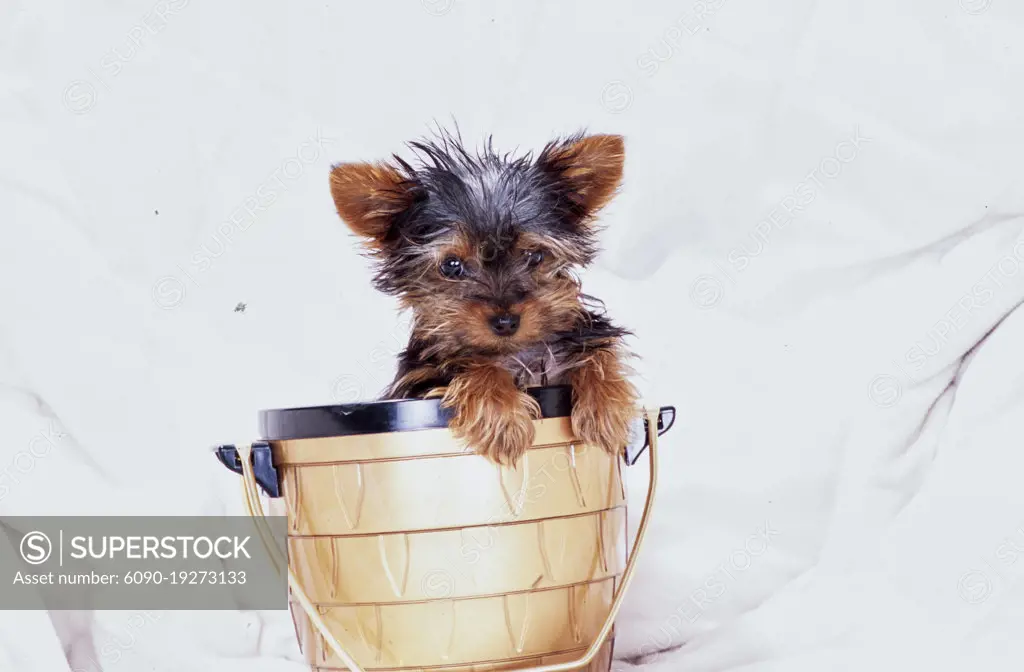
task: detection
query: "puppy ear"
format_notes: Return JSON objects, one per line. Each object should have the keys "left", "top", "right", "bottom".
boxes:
{"left": 538, "top": 134, "right": 625, "bottom": 223}
{"left": 329, "top": 162, "right": 414, "bottom": 244}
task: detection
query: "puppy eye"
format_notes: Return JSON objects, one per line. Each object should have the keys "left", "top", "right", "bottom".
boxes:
{"left": 525, "top": 250, "right": 545, "bottom": 267}
{"left": 439, "top": 256, "right": 465, "bottom": 278}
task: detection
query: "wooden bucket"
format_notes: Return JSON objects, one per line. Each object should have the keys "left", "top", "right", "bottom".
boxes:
{"left": 220, "top": 386, "right": 673, "bottom": 672}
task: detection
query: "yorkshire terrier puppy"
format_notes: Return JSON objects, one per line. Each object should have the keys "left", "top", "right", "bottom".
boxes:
{"left": 329, "top": 131, "right": 638, "bottom": 465}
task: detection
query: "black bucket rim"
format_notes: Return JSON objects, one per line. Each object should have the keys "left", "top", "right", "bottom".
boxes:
{"left": 257, "top": 384, "right": 574, "bottom": 442}
{"left": 215, "top": 390, "right": 676, "bottom": 497}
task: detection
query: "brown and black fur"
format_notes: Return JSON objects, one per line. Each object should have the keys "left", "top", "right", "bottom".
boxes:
{"left": 329, "top": 130, "right": 638, "bottom": 465}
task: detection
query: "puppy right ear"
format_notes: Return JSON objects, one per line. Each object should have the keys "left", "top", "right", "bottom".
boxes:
{"left": 329, "top": 162, "right": 415, "bottom": 245}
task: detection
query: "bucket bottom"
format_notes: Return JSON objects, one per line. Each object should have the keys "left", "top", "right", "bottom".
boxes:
{"left": 306, "top": 636, "right": 614, "bottom": 672}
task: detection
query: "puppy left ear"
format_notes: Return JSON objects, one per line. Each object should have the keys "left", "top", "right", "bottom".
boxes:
{"left": 329, "top": 162, "right": 415, "bottom": 246}
{"left": 538, "top": 134, "right": 625, "bottom": 224}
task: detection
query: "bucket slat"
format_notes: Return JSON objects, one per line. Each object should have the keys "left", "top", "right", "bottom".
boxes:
{"left": 279, "top": 445, "right": 623, "bottom": 536}
{"left": 289, "top": 508, "right": 625, "bottom": 605}
{"left": 297, "top": 580, "right": 615, "bottom": 669}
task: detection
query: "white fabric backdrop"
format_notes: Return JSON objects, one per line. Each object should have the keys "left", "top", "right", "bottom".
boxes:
{"left": 2, "top": 0, "right": 1023, "bottom": 670}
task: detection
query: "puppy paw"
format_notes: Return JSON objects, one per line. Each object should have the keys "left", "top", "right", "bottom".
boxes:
{"left": 466, "top": 396, "right": 538, "bottom": 466}
{"left": 570, "top": 353, "right": 639, "bottom": 455}
{"left": 443, "top": 365, "right": 540, "bottom": 466}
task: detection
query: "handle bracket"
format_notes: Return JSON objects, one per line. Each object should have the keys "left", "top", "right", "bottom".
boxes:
{"left": 216, "top": 442, "right": 280, "bottom": 497}
{"left": 624, "top": 405, "right": 675, "bottom": 466}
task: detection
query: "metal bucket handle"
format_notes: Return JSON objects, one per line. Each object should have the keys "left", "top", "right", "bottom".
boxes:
{"left": 236, "top": 406, "right": 662, "bottom": 672}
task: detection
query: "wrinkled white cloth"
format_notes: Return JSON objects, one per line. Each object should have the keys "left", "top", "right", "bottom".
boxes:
{"left": 2, "top": 0, "right": 1024, "bottom": 670}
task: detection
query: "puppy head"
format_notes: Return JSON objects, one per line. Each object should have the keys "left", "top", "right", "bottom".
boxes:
{"left": 329, "top": 131, "right": 624, "bottom": 353}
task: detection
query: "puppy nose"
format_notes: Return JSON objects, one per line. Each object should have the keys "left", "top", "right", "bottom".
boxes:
{"left": 489, "top": 313, "right": 520, "bottom": 336}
